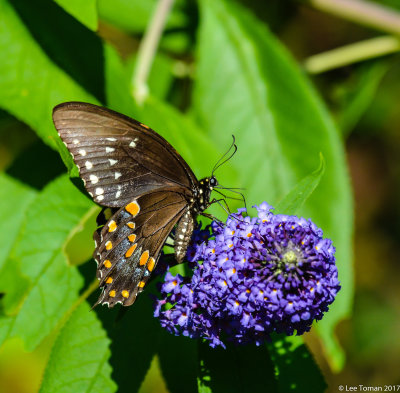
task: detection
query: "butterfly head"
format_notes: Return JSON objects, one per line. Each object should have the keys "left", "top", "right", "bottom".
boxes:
{"left": 192, "top": 176, "right": 218, "bottom": 213}
{"left": 209, "top": 176, "right": 218, "bottom": 189}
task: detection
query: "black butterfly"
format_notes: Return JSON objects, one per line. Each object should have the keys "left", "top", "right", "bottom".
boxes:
{"left": 53, "top": 102, "right": 221, "bottom": 308}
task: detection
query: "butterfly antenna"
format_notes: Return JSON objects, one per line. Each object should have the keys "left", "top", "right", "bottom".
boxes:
{"left": 213, "top": 188, "right": 242, "bottom": 202}
{"left": 211, "top": 135, "right": 237, "bottom": 176}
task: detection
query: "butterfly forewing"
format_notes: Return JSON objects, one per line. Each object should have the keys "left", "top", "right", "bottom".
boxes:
{"left": 53, "top": 102, "right": 197, "bottom": 207}
{"left": 93, "top": 191, "right": 188, "bottom": 307}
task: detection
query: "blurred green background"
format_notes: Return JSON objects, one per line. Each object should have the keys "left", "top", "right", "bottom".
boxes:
{"left": 0, "top": 0, "right": 399, "bottom": 392}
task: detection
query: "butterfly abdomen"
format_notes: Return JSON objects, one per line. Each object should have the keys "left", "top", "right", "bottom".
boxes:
{"left": 175, "top": 210, "right": 195, "bottom": 262}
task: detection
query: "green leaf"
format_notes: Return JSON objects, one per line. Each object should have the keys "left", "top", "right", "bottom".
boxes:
{"left": 267, "top": 336, "right": 327, "bottom": 393}
{"left": 97, "top": 0, "right": 186, "bottom": 33}
{"left": 0, "top": 174, "right": 37, "bottom": 271}
{"left": 193, "top": 0, "right": 353, "bottom": 369}
{"left": 0, "top": 0, "right": 97, "bottom": 174}
{"left": 275, "top": 153, "right": 325, "bottom": 215}
{"left": 39, "top": 301, "right": 117, "bottom": 393}
{"left": 0, "top": 175, "right": 92, "bottom": 350}
{"left": 53, "top": 0, "right": 98, "bottom": 31}
{"left": 197, "top": 342, "right": 277, "bottom": 393}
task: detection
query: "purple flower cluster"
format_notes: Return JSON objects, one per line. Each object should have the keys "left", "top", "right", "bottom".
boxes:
{"left": 154, "top": 203, "right": 340, "bottom": 347}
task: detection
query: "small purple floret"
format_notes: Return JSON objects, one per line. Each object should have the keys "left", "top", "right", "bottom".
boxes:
{"left": 154, "top": 203, "right": 341, "bottom": 347}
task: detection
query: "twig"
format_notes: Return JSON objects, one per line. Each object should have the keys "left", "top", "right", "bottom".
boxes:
{"left": 132, "top": 0, "right": 175, "bottom": 104}
{"left": 304, "top": 35, "right": 400, "bottom": 74}
{"left": 308, "top": 0, "right": 400, "bottom": 36}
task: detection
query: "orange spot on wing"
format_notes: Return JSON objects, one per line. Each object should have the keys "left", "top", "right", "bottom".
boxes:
{"left": 140, "top": 123, "right": 150, "bottom": 129}
{"left": 104, "top": 260, "right": 112, "bottom": 268}
{"left": 108, "top": 220, "right": 117, "bottom": 232}
{"left": 106, "top": 277, "right": 113, "bottom": 284}
{"left": 125, "top": 244, "right": 137, "bottom": 258}
{"left": 138, "top": 281, "right": 145, "bottom": 288}
{"left": 128, "top": 234, "right": 136, "bottom": 242}
{"left": 109, "top": 290, "right": 116, "bottom": 297}
{"left": 122, "top": 290, "right": 129, "bottom": 298}
{"left": 139, "top": 250, "right": 149, "bottom": 266}
{"left": 147, "top": 257, "right": 155, "bottom": 272}
{"left": 105, "top": 241, "right": 112, "bottom": 250}
{"left": 127, "top": 222, "right": 135, "bottom": 229}
{"left": 125, "top": 201, "right": 140, "bottom": 216}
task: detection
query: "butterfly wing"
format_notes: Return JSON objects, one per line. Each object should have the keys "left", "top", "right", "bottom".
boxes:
{"left": 53, "top": 102, "right": 198, "bottom": 207}
{"left": 93, "top": 190, "right": 188, "bottom": 307}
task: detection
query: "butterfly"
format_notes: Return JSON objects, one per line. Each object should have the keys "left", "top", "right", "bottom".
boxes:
{"left": 53, "top": 102, "right": 222, "bottom": 308}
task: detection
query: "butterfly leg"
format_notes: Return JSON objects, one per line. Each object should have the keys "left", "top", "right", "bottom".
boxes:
{"left": 199, "top": 212, "right": 224, "bottom": 229}
{"left": 214, "top": 197, "right": 231, "bottom": 214}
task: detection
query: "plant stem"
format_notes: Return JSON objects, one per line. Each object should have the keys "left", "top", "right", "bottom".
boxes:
{"left": 308, "top": 0, "right": 400, "bottom": 36}
{"left": 132, "top": 0, "right": 175, "bottom": 104}
{"left": 304, "top": 35, "right": 400, "bottom": 74}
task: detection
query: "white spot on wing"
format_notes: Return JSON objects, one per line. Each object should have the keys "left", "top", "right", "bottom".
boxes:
{"left": 116, "top": 190, "right": 121, "bottom": 198}
{"left": 90, "top": 175, "right": 99, "bottom": 184}
{"left": 78, "top": 149, "right": 87, "bottom": 156}
{"left": 85, "top": 161, "right": 93, "bottom": 169}
{"left": 129, "top": 138, "right": 138, "bottom": 148}
{"left": 106, "top": 137, "right": 117, "bottom": 142}
{"left": 106, "top": 147, "right": 115, "bottom": 153}
{"left": 73, "top": 139, "right": 79, "bottom": 144}
{"left": 115, "top": 172, "right": 122, "bottom": 179}
{"left": 97, "top": 195, "right": 104, "bottom": 201}
{"left": 96, "top": 188, "right": 104, "bottom": 195}
{"left": 109, "top": 159, "right": 118, "bottom": 166}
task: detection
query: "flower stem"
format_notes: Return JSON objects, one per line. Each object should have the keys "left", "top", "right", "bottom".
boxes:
{"left": 132, "top": 0, "right": 175, "bottom": 104}
{"left": 308, "top": 0, "right": 400, "bottom": 36}
{"left": 304, "top": 35, "right": 400, "bottom": 74}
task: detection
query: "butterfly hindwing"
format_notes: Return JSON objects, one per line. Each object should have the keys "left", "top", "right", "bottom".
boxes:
{"left": 53, "top": 102, "right": 197, "bottom": 207}
{"left": 93, "top": 190, "right": 188, "bottom": 307}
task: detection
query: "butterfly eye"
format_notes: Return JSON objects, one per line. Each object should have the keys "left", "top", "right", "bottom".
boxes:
{"left": 210, "top": 177, "right": 218, "bottom": 187}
